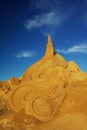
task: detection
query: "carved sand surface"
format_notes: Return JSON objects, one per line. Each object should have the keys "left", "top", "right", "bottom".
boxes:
{"left": 0, "top": 35, "right": 87, "bottom": 130}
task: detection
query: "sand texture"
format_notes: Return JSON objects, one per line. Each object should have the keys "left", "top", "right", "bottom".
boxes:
{"left": 0, "top": 35, "right": 87, "bottom": 130}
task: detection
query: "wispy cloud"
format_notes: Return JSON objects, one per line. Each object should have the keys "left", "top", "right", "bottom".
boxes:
{"left": 56, "top": 44, "right": 87, "bottom": 54}
{"left": 25, "top": 0, "right": 74, "bottom": 36}
{"left": 25, "top": 11, "right": 69, "bottom": 30}
{"left": 15, "top": 51, "right": 35, "bottom": 58}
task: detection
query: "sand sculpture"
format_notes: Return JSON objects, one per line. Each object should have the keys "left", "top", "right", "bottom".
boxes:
{"left": 0, "top": 35, "right": 87, "bottom": 130}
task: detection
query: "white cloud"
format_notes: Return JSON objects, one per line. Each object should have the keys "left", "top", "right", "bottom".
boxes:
{"left": 15, "top": 51, "right": 34, "bottom": 58}
{"left": 68, "top": 44, "right": 87, "bottom": 53}
{"left": 25, "top": 12, "right": 66, "bottom": 30}
{"left": 56, "top": 44, "right": 87, "bottom": 54}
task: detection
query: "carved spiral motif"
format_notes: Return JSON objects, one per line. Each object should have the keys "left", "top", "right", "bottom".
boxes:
{"left": 8, "top": 55, "right": 67, "bottom": 121}
{"left": 25, "top": 95, "right": 54, "bottom": 121}
{"left": 8, "top": 80, "right": 66, "bottom": 121}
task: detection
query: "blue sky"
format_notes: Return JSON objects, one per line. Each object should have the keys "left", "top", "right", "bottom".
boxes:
{"left": 0, "top": 0, "right": 87, "bottom": 81}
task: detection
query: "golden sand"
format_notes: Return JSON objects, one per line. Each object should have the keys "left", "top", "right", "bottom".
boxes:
{"left": 0, "top": 35, "right": 87, "bottom": 130}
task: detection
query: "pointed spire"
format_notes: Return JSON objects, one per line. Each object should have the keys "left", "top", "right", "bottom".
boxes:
{"left": 48, "top": 34, "right": 51, "bottom": 41}
{"left": 45, "top": 34, "right": 55, "bottom": 57}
